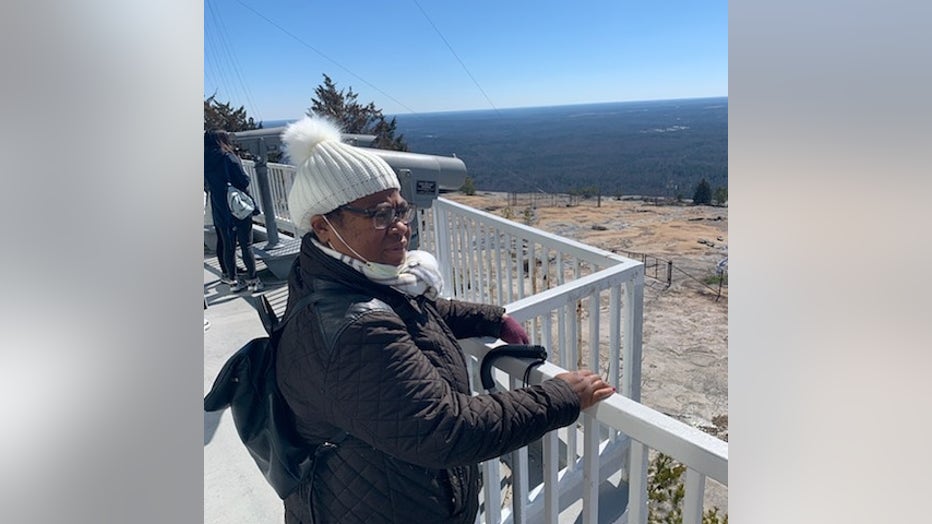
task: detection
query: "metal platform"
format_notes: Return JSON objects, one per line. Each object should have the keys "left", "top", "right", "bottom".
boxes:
{"left": 251, "top": 237, "right": 301, "bottom": 280}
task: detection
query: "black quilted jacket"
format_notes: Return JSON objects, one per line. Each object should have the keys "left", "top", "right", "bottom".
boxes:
{"left": 276, "top": 235, "right": 581, "bottom": 523}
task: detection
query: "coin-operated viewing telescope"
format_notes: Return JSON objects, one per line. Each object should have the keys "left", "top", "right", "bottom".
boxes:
{"left": 229, "top": 126, "right": 467, "bottom": 279}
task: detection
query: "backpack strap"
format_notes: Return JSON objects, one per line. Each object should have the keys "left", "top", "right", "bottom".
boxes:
{"left": 253, "top": 292, "right": 320, "bottom": 335}
{"left": 270, "top": 293, "right": 351, "bottom": 445}
{"left": 256, "top": 294, "right": 279, "bottom": 335}
{"left": 273, "top": 295, "right": 349, "bottom": 518}
{"left": 276, "top": 293, "right": 320, "bottom": 330}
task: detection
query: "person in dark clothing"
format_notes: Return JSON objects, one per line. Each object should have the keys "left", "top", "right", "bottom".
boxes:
{"left": 275, "top": 117, "right": 614, "bottom": 523}
{"left": 204, "top": 186, "right": 233, "bottom": 278}
{"left": 203, "top": 130, "right": 263, "bottom": 293}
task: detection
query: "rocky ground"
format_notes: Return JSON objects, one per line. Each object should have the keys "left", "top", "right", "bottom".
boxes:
{"left": 445, "top": 191, "right": 729, "bottom": 511}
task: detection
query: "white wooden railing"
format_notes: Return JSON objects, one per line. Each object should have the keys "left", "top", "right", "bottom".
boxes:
{"left": 243, "top": 161, "right": 728, "bottom": 523}
{"left": 418, "top": 199, "right": 644, "bottom": 397}
{"left": 423, "top": 200, "right": 727, "bottom": 524}
{"left": 460, "top": 338, "right": 728, "bottom": 524}
{"left": 242, "top": 160, "right": 299, "bottom": 236}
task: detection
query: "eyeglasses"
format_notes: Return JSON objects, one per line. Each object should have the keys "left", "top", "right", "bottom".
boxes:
{"left": 339, "top": 203, "right": 417, "bottom": 230}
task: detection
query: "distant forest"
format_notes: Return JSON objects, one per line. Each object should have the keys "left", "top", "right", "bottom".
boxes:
{"left": 393, "top": 97, "right": 727, "bottom": 198}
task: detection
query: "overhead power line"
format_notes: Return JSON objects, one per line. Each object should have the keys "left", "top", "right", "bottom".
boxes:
{"left": 406, "top": 1, "right": 554, "bottom": 191}
{"left": 206, "top": 0, "right": 263, "bottom": 122}
{"left": 412, "top": 0, "right": 500, "bottom": 116}
{"left": 232, "top": 0, "right": 417, "bottom": 115}
{"left": 204, "top": 26, "right": 234, "bottom": 102}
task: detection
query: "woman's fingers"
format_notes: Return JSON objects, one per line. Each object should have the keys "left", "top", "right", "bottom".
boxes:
{"left": 554, "top": 370, "right": 616, "bottom": 410}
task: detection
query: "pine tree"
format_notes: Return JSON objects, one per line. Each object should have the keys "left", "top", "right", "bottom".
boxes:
{"left": 309, "top": 74, "right": 408, "bottom": 151}
{"left": 692, "top": 178, "right": 712, "bottom": 205}
{"left": 204, "top": 95, "right": 261, "bottom": 131}
{"left": 713, "top": 186, "right": 728, "bottom": 206}
{"left": 460, "top": 176, "right": 476, "bottom": 195}
{"left": 371, "top": 115, "right": 407, "bottom": 151}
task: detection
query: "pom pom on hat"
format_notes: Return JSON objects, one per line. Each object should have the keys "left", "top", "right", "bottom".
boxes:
{"left": 281, "top": 117, "right": 342, "bottom": 167}
{"left": 282, "top": 116, "right": 400, "bottom": 233}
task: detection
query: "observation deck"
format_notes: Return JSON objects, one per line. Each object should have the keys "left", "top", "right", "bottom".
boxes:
{"left": 204, "top": 160, "right": 727, "bottom": 524}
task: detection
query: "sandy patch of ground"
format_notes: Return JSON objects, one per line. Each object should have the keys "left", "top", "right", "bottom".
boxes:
{"left": 446, "top": 192, "right": 729, "bottom": 511}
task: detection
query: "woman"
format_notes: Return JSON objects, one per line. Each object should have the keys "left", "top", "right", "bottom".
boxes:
{"left": 203, "top": 129, "right": 263, "bottom": 293}
{"left": 276, "top": 117, "right": 613, "bottom": 523}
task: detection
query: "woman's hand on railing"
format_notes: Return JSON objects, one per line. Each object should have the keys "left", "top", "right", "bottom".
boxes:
{"left": 499, "top": 314, "right": 530, "bottom": 345}
{"left": 554, "top": 369, "right": 615, "bottom": 410}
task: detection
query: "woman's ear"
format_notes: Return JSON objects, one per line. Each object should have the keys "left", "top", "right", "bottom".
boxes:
{"left": 310, "top": 215, "right": 330, "bottom": 243}
{"left": 310, "top": 215, "right": 326, "bottom": 233}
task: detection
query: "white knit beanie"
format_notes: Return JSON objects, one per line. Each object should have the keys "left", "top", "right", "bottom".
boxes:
{"left": 282, "top": 116, "right": 400, "bottom": 231}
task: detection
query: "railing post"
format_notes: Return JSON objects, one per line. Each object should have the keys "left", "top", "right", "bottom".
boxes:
{"left": 543, "top": 431, "right": 559, "bottom": 523}
{"left": 628, "top": 441, "right": 649, "bottom": 524}
{"left": 609, "top": 284, "right": 621, "bottom": 442}
{"left": 582, "top": 413, "right": 600, "bottom": 524}
{"left": 623, "top": 274, "right": 644, "bottom": 402}
{"left": 254, "top": 137, "right": 279, "bottom": 247}
{"left": 482, "top": 458, "right": 502, "bottom": 524}
{"left": 683, "top": 469, "right": 706, "bottom": 524}
{"left": 433, "top": 204, "right": 454, "bottom": 298}
{"left": 541, "top": 314, "right": 560, "bottom": 523}
{"left": 512, "top": 375, "right": 530, "bottom": 524}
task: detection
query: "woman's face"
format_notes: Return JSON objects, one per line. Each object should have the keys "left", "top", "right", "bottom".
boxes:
{"left": 312, "top": 189, "right": 411, "bottom": 266}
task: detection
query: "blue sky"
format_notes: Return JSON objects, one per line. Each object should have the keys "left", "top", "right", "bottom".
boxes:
{"left": 205, "top": 0, "right": 727, "bottom": 121}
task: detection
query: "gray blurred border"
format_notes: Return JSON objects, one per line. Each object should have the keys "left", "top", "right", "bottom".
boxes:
{"left": 731, "top": 1, "right": 932, "bottom": 522}
{"left": 2, "top": 0, "right": 930, "bottom": 522}
{"left": 0, "top": 1, "right": 203, "bottom": 522}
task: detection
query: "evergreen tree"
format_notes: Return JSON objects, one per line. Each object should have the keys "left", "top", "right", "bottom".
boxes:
{"left": 204, "top": 94, "right": 261, "bottom": 131}
{"left": 692, "top": 178, "right": 712, "bottom": 205}
{"left": 371, "top": 115, "right": 407, "bottom": 151}
{"left": 713, "top": 186, "right": 728, "bottom": 206}
{"left": 460, "top": 176, "right": 476, "bottom": 195}
{"left": 309, "top": 74, "right": 408, "bottom": 151}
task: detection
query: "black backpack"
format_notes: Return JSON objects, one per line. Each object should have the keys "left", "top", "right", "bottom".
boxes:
{"left": 204, "top": 294, "right": 344, "bottom": 499}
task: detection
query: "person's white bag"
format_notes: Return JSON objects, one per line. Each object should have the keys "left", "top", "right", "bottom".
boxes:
{"left": 227, "top": 184, "right": 256, "bottom": 220}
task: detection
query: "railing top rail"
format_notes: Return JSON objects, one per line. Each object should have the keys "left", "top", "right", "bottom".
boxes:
{"left": 503, "top": 262, "right": 643, "bottom": 319}
{"left": 242, "top": 159, "right": 291, "bottom": 169}
{"left": 462, "top": 339, "right": 728, "bottom": 485}
{"left": 436, "top": 197, "right": 634, "bottom": 266}
{"left": 601, "top": 389, "right": 728, "bottom": 484}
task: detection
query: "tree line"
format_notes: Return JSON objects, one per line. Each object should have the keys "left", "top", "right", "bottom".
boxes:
{"left": 459, "top": 175, "right": 726, "bottom": 207}
{"left": 204, "top": 74, "right": 407, "bottom": 151}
